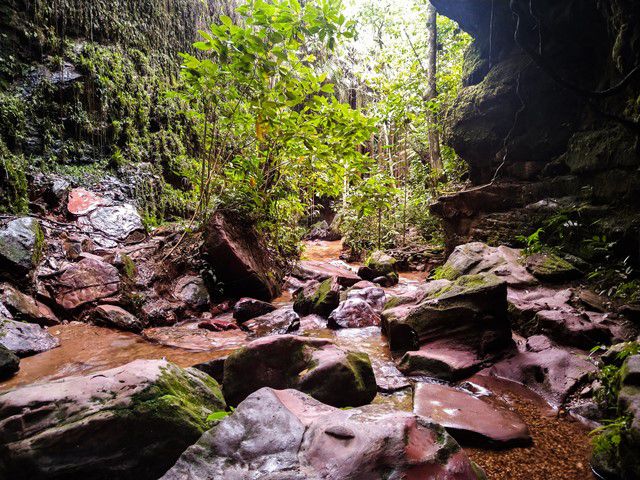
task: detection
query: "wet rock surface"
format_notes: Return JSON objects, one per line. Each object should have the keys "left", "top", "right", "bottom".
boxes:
{"left": 328, "top": 297, "right": 381, "bottom": 329}
{"left": 0, "top": 283, "right": 59, "bottom": 326}
{"left": 0, "top": 359, "right": 225, "bottom": 480}
{"left": 0, "top": 319, "right": 59, "bottom": 357}
{"left": 0, "top": 217, "right": 44, "bottom": 281}
{"left": 92, "top": 304, "right": 144, "bottom": 332}
{"left": 292, "top": 277, "right": 340, "bottom": 317}
{"left": 232, "top": 297, "right": 275, "bottom": 323}
{"left": 293, "top": 259, "right": 361, "bottom": 287}
{"left": 0, "top": 345, "right": 19, "bottom": 379}
{"left": 162, "top": 387, "right": 482, "bottom": 480}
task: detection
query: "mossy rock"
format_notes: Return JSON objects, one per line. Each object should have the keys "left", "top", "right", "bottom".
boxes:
{"left": 293, "top": 277, "right": 340, "bottom": 318}
{"left": 365, "top": 250, "right": 398, "bottom": 277}
{"left": 0, "top": 217, "right": 46, "bottom": 279}
{"left": 525, "top": 253, "right": 581, "bottom": 282}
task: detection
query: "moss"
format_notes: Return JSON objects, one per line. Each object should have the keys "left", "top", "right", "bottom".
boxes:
{"left": 0, "top": 140, "right": 28, "bottom": 214}
{"left": 431, "top": 264, "right": 459, "bottom": 281}
{"left": 31, "top": 220, "right": 45, "bottom": 265}
{"left": 430, "top": 274, "right": 493, "bottom": 299}
{"left": 345, "top": 351, "right": 373, "bottom": 390}
{"left": 121, "top": 254, "right": 137, "bottom": 280}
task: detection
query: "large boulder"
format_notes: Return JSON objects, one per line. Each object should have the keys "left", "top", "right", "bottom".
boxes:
{"left": 525, "top": 252, "right": 581, "bottom": 282}
{"left": 222, "top": 335, "right": 376, "bottom": 408}
{"left": 293, "top": 260, "right": 361, "bottom": 287}
{"left": 0, "top": 283, "right": 59, "bottom": 326}
{"left": 292, "top": 277, "right": 340, "bottom": 317}
{"left": 0, "top": 217, "right": 45, "bottom": 281}
{"left": 45, "top": 257, "right": 121, "bottom": 310}
{"left": 0, "top": 359, "right": 226, "bottom": 480}
{"left": 202, "top": 212, "right": 281, "bottom": 301}
{"left": 0, "top": 319, "right": 59, "bottom": 357}
{"left": 398, "top": 346, "right": 483, "bottom": 381}
{"left": 88, "top": 204, "right": 145, "bottom": 242}
{"left": 358, "top": 250, "right": 399, "bottom": 286}
{"left": 305, "top": 219, "right": 341, "bottom": 241}
{"left": 328, "top": 298, "right": 381, "bottom": 329}
{"left": 413, "top": 382, "right": 531, "bottom": 448}
{"left": 0, "top": 344, "right": 19, "bottom": 380}
{"left": 173, "top": 275, "right": 210, "bottom": 309}
{"left": 66, "top": 187, "right": 105, "bottom": 216}
{"left": 162, "top": 387, "right": 484, "bottom": 480}
{"left": 242, "top": 306, "right": 300, "bottom": 337}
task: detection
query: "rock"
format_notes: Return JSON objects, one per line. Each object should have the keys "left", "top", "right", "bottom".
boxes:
{"left": 577, "top": 289, "right": 610, "bottom": 313}
{"left": 92, "top": 305, "right": 144, "bottom": 332}
{"left": 525, "top": 252, "right": 581, "bottom": 282}
{"left": 437, "top": 242, "right": 537, "bottom": 287}
{"left": 305, "top": 220, "right": 341, "bottom": 241}
{"left": 162, "top": 387, "right": 483, "bottom": 480}
{"left": 328, "top": 298, "right": 381, "bottom": 329}
{"left": 0, "top": 217, "right": 45, "bottom": 280}
{"left": 192, "top": 356, "right": 227, "bottom": 384}
{"left": 66, "top": 187, "right": 105, "bottom": 216}
{"left": 0, "top": 344, "right": 19, "bottom": 379}
{"left": 47, "top": 257, "right": 120, "bottom": 310}
{"left": 88, "top": 204, "right": 145, "bottom": 242}
{"left": 293, "top": 260, "right": 361, "bottom": 287}
{"left": 507, "top": 287, "right": 573, "bottom": 330}
{"left": 413, "top": 382, "right": 531, "bottom": 447}
{"left": 535, "top": 309, "right": 612, "bottom": 349}
{"left": 621, "top": 355, "right": 640, "bottom": 387}
{"left": 350, "top": 280, "right": 377, "bottom": 290}
{"left": 382, "top": 273, "right": 513, "bottom": 359}
{"left": 222, "top": 335, "right": 376, "bottom": 407}
{"left": 232, "top": 297, "right": 275, "bottom": 323}
{"left": 0, "top": 319, "right": 59, "bottom": 357}
{"left": 0, "top": 283, "right": 59, "bottom": 326}
{"left": 198, "top": 319, "right": 240, "bottom": 332}
{"left": 346, "top": 285, "right": 386, "bottom": 312}
{"left": 143, "top": 326, "right": 247, "bottom": 351}
{"left": 174, "top": 275, "right": 210, "bottom": 308}
{"left": 242, "top": 306, "right": 300, "bottom": 337}
{"left": 398, "top": 346, "right": 482, "bottom": 381}
{"left": 202, "top": 212, "right": 282, "bottom": 301}
{"left": 358, "top": 250, "right": 399, "bottom": 285}
{"left": 486, "top": 335, "right": 597, "bottom": 405}
{"left": 0, "top": 359, "right": 226, "bottom": 480}
{"left": 292, "top": 277, "right": 340, "bottom": 317}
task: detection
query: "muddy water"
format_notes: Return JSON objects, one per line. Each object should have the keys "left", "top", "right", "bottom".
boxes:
{"left": 0, "top": 240, "right": 594, "bottom": 480}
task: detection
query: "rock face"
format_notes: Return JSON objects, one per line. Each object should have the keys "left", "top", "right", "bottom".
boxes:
{"left": 162, "top": 387, "right": 484, "bottom": 480}
{"left": 305, "top": 220, "right": 341, "bottom": 241}
{"left": 429, "top": 0, "right": 640, "bottom": 252}
{"left": 293, "top": 277, "right": 340, "bottom": 317}
{"left": 0, "top": 319, "right": 59, "bottom": 357}
{"left": 413, "top": 382, "right": 531, "bottom": 447}
{"left": 0, "top": 217, "right": 44, "bottom": 281}
{"left": 222, "top": 335, "right": 376, "bottom": 408}
{"left": 46, "top": 257, "right": 121, "bottom": 310}
{"left": 0, "top": 359, "right": 226, "bottom": 480}
{"left": 202, "top": 212, "right": 282, "bottom": 301}
{"left": 67, "top": 187, "right": 105, "bottom": 216}
{"left": 0, "top": 344, "right": 19, "bottom": 379}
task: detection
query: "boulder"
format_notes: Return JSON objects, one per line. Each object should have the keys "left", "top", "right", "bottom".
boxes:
{"left": 173, "top": 275, "right": 210, "bottom": 308}
{"left": 292, "top": 277, "right": 340, "bottom": 317}
{"left": 0, "top": 283, "right": 59, "bottom": 326}
{"left": 0, "top": 344, "right": 19, "bottom": 380}
{"left": 66, "top": 187, "right": 105, "bottom": 216}
{"left": 88, "top": 204, "right": 145, "bottom": 242}
{"left": 47, "top": 257, "right": 120, "bottom": 310}
{"left": 486, "top": 335, "right": 596, "bottom": 405}
{"left": 0, "top": 319, "right": 59, "bottom": 357}
{"left": 222, "top": 335, "right": 376, "bottom": 408}
{"left": 0, "top": 217, "right": 45, "bottom": 280}
{"left": 382, "top": 273, "right": 513, "bottom": 359}
{"left": 398, "top": 346, "right": 483, "bottom": 381}
{"left": 413, "top": 382, "right": 531, "bottom": 447}
{"left": 346, "top": 285, "right": 386, "bottom": 312}
{"left": 232, "top": 297, "right": 275, "bottom": 323}
{"left": 525, "top": 252, "right": 581, "bottom": 282}
{"left": 293, "top": 260, "right": 361, "bottom": 287}
{"left": 328, "top": 298, "right": 381, "bottom": 329}
{"left": 437, "top": 242, "right": 537, "bottom": 287}
{"left": 305, "top": 220, "right": 341, "bottom": 241}
{"left": 0, "top": 360, "right": 226, "bottom": 480}
{"left": 242, "top": 306, "right": 300, "bottom": 337}
{"left": 92, "top": 305, "right": 144, "bottom": 332}
{"left": 142, "top": 326, "right": 247, "bottom": 351}
{"left": 358, "top": 250, "right": 399, "bottom": 285}
{"left": 202, "top": 212, "right": 281, "bottom": 301}
{"left": 535, "top": 309, "right": 612, "bottom": 349}
{"left": 162, "top": 387, "right": 483, "bottom": 480}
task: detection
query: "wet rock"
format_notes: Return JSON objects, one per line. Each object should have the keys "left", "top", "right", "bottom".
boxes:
{"left": 346, "top": 285, "right": 386, "bottom": 312}
{"left": 0, "top": 319, "right": 59, "bottom": 357}
{"left": 525, "top": 252, "right": 581, "bottom": 282}
{"left": 621, "top": 355, "right": 640, "bottom": 387}
{"left": 413, "top": 382, "right": 531, "bottom": 447}
{"left": 293, "top": 260, "right": 361, "bottom": 287}
{"left": 350, "top": 280, "right": 377, "bottom": 290}
{"left": 535, "top": 309, "right": 612, "bottom": 349}
{"left": 0, "top": 359, "right": 226, "bottom": 480}
{"left": 232, "top": 297, "right": 275, "bottom": 323}
{"left": 162, "top": 387, "right": 483, "bottom": 480}
{"left": 197, "top": 319, "right": 240, "bottom": 332}
{"left": 143, "top": 325, "right": 247, "bottom": 351}
{"left": 399, "top": 346, "right": 483, "bottom": 381}
{"left": 192, "top": 356, "right": 227, "bottom": 384}
{"left": 92, "top": 305, "right": 144, "bottom": 332}
{"left": 305, "top": 220, "right": 341, "bottom": 241}
{"left": 202, "top": 212, "right": 282, "bottom": 301}
{"left": 0, "top": 283, "right": 59, "bottom": 326}
{"left": 293, "top": 277, "right": 340, "bottom": 317}
{"left": 47, "top": 257, "right": 120, "bottom": 310}
{"left": 438, "top": 242, "right": 537, "bottom": 287}
{"left": 577, "top": 289, "right": 610, "bottom": 313}
{"left": 328, "top": 298, "right": 381, "bottom": 329}
{"left": 0, "top": 344, "right": 19, "bottom": 380}
{"left": 358, "top": 250, "right": 399, "bottom": 286}
{"left": 88, "top": 204, "right": 145, "bottom": 242}
{"left": 0, "top": 217, "right": 45, "bottom": 280}
{"left": 222, "top": 335, "right": 376, "bottom": 407}
{"left": 382, "top": 273, "right": 513, "bottom": 360}
{"left": 174, "top": 275, "right": 210, "bottom": 308}
{"left": 243, "top": 306, "right": 300, "bottom": 337}
{"left": 486, "top": 335, "right": 597, "bottom": 405}
{"left": 67, "top": 188, "right": 105, "bottom": 216}
{"left": 507, "top": 287, "right": 573, "bottom": 329}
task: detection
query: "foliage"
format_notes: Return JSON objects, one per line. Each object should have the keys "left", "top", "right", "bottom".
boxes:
{"left": 591, "top": 415, "right": 632, "bottom": 460}
{"left": 592, "top": 342, "right": 640, "bottom": 412}
{"left": 515, "top": 227, "right": 544, "bottom": 255}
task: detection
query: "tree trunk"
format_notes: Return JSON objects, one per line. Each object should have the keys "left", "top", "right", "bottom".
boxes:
{"left": 426, "top": 1, "right": 443, "bottom": 172}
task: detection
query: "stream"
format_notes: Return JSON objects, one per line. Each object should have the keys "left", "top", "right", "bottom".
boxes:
{"left": 0, "top": 240, "right": 594, "bottom": 480}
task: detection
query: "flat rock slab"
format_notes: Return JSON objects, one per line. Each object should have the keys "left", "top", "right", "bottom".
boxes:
{"left": 88, "top": 204, "right": 145, "bottom": 242}
{"left": 0, "top": 319, "right": 59, "bottom": 357}
{"left": 414, "top": 382, "right": 531, "bottom": 448}
{"left": 293, "top": 260, "right": 361, "bottom": 287}
{"left": 67, "top": 188, "right": 105, "bottom": 215}
{"left": 399, "top": 344, "right": 483, "bottom": 381}
{"left": 162, "top": 387, "right": 483, "bottom": 480}
{"left": 143, "top": 326, "right": 247, "bottom": 351}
